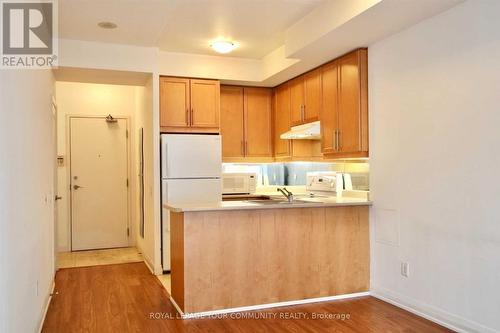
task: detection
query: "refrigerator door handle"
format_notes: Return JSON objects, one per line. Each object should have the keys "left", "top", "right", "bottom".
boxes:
{"left": 164, "top": 142, "right": 168, "bottom": 178}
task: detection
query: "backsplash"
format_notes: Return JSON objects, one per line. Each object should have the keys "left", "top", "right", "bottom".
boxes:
{"left": 222, "top": 162, "right": 370, "bottom": 190}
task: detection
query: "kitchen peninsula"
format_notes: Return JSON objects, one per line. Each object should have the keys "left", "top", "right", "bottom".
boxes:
{"left": 166, "top": 197, "right": 371, "bottom": 317}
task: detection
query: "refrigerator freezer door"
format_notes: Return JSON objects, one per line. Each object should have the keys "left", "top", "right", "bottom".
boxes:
{"left": 161, "top": 134, "right": 222, "bottom": 179}
{"left": 162, "top": 179, "right": 222, "bottom": 204}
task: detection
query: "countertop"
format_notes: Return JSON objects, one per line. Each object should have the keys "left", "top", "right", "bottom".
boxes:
{"left": 164, "top": 194, "right": 372, "bottom": 213}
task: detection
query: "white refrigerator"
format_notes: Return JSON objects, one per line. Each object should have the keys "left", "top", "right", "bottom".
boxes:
{"left": 160, "top": 134, "right": 222, "bottom": 272}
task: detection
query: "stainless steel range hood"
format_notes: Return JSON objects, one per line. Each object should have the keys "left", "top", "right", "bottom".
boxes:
{"left": 280, "top": 121, "right": 320, "bottom": 140}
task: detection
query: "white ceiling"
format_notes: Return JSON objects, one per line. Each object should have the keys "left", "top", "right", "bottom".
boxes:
{"left": 59, "top": 0, "right": 324, "bottom": 59}
{"left": 57, "top": 0, "right": 464, "bottom": 86}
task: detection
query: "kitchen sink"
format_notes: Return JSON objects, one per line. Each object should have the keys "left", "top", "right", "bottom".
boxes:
{"left": 247, "top": 199, "right": 313, "bottom": 205}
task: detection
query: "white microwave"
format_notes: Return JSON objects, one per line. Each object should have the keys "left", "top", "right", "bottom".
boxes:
{"left": 222, "top": 173, "right": 257, "bottom": 195}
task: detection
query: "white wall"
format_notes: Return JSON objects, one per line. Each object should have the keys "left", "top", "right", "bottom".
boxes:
{"left": 369, "top": 1, "right": 500, "bottom": 332}
{"left": 55, "top": 82, "right": 145, "bottom": 251}
{"left": 0, "top": 70, "right": 55, "bottom": 332}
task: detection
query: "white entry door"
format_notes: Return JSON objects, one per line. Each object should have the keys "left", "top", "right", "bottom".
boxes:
{"left": 70, "top": 117, "right": 129, "bottom": 251}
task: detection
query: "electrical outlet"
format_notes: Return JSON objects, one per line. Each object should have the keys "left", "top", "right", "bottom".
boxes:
{"left": 401, "top": 262, "right": 410, "bottom": 277}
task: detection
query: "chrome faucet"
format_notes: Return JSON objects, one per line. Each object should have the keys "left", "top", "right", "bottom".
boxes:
{"left": 277, "top": 187, "right": 294, "bottom": 202}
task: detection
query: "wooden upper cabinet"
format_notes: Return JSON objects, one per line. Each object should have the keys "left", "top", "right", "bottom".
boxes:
{"left": 219, "top": 86, "right": 273, "bottom": 160}
{"left": 289, "top": 77, "right": 304, "bottom": 126}
{"left": 190, "top": 79, "right": 220, "bottom": 129}
{"left": 244, "top": 87, "right": 273, "bottom": 157}
{"left": 320, "top": 61, "right": 339, "bottom": 154}
{"left": 220, "top": 86, "right": 244, "bottom": 158}
{"left": 338, "top": 49, "right": 368, "bottom": 155}
{"left": 289, "top": 69, "right": 321, "bottom": 126}
{"left": 160, "top": 77, "right": 220, "bottom": 133}
{"left": 160, "top": 77, "right": 190, "bottom": 128}
{"left": 274, "top": 83, "right": 291, "bottom": 157}
{"left": 303, "top": 68, "right": 321, "bottom": 123}
{"left": 320, "top": 48, "right": 368, "bottom": 158}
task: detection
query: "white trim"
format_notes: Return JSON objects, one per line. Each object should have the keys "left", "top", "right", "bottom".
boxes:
{"left": 38, "top": 281, "right": 55, "bottom": 333}
{"left": 169, "top": 296, "right": 184, "bottom": 316}
{"left": 143, "top": 257, "right": 155, "bottom": 275}
{"left": 371, "top": 286, "right": 497, "bottom": 333}
{"left": 152, "top": 74, "right": 163, "bottom": 276}
{"left": 170, "top": 291, "right": 370, "bottom": 319}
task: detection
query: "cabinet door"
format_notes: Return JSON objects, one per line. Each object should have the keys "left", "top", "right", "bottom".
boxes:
{"left": 320, "top": 61, "right": 339, "bottom": 154}
{"left": 303, "top": 68, "right": 321, "bottom": 123}
{"left": 274, "top": 84, "right": 291, "bottom": 157}
{"left": 160, "top": 77, "right": 190, "bottom": 128}
{"left": 338, "top": 49, "right": 368, "bottom": 154}
{"left": 289, "top": 77, "right": 304, "bottom": 126}
{"left": 190, "top": 79, "right": 220, "bottom": 130}
{"left": 220, "top": 86, "right": 244, "bottom": 158}
{"left": 244, "top": 87, "right": 273, "bottom": 157}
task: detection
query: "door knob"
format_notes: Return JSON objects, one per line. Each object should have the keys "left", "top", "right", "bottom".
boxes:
{"left": 55, "top": 195, "right": 62, "bottom": 201}
{"left": 73, "top": 185, "right": 84, "bottom": 190}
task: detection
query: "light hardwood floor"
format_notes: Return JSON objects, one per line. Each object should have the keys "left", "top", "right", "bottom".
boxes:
{"left": 42, "top": 262, "right": 454, "bottom": 333}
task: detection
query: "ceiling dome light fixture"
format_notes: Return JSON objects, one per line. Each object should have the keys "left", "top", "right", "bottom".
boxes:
{"left": 98, "top": 21, "right": 117, "bottom": 29}
{"left": 211, "top": 40, "right": 236, "bottom": 54}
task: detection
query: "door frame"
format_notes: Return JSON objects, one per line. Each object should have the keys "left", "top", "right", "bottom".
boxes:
{"left": 52, "top": 96, "right": 58, "bottom": 270}
{"left": 66, "top": 115, "right": 132, "bottom": 251}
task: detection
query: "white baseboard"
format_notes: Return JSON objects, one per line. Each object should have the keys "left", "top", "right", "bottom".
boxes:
{"left": 170, "top": 291, "right": 370, "bottom": 319}
{"left": 38, "top": 281, "right": 55, "bottom": 333}
{"left": 371, "top": 286, "right": 498, "bottom": 333}
{"left": 143, "top": 257, "right": 155, "bottom": 275}
{"left": 169, "top": 297, "right": 184, "bottom": 317}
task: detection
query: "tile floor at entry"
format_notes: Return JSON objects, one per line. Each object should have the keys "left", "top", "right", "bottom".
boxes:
{"left": 57, "top": 247, "right": 172, "bottom": 294}
{"left": 57, "top": 247, "right": 144, "bottom": 268}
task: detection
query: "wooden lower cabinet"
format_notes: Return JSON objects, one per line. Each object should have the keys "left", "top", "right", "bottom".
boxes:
{"left": 170, "top": 206, "right": 370, "bottom": 314}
